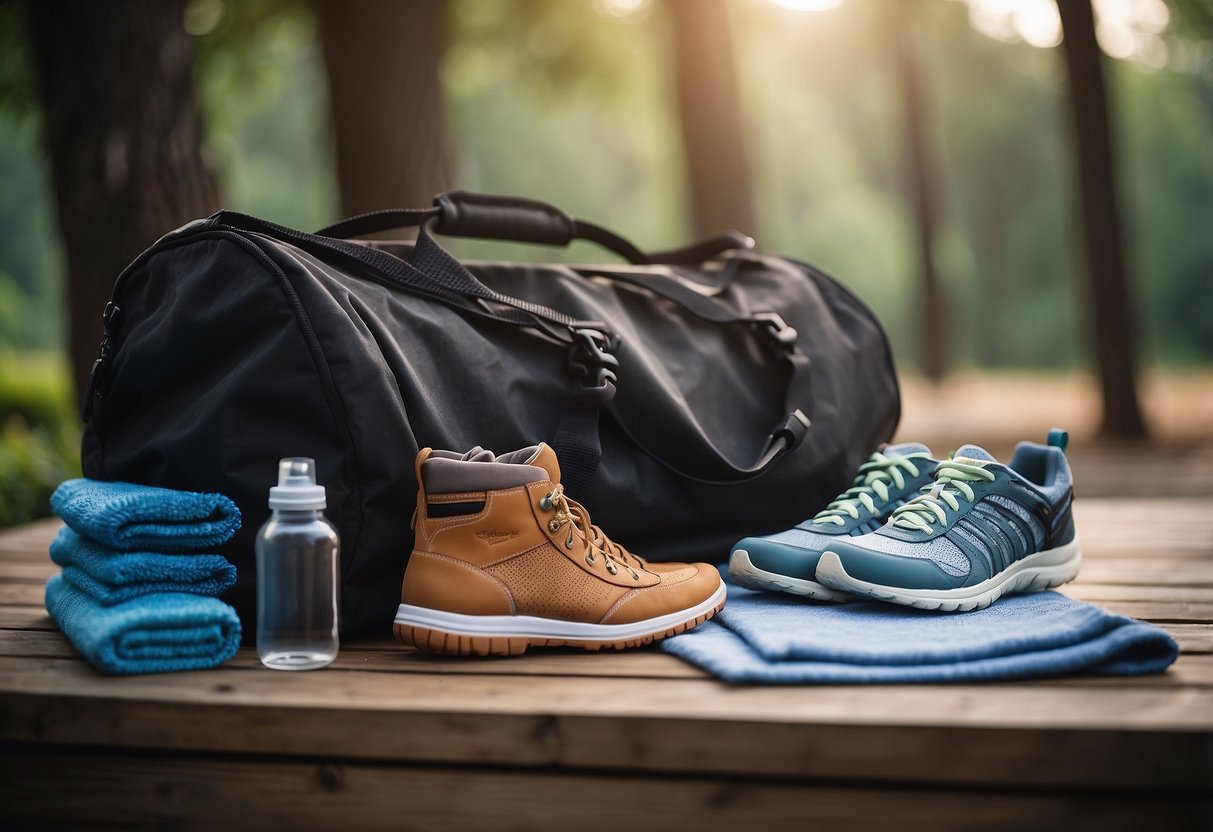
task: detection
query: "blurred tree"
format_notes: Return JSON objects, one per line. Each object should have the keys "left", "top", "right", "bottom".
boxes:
{"left": 315, "top": 0, "right": 452, "bottom": 216}
{"left": 1056, "top": 0, "right": 1147, "bottom": 438}
{"left": 24, "top": 0, "right": 219, "bottom": 399}
{"left": 889, "top": 0, "right": 946, "bottom": 382}
{"left": 666, "top": 0, "right": 755, "bottom": 237}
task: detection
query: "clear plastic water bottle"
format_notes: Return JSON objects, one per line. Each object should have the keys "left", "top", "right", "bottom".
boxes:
{"left": 256, "top": 457, "right": 340, "bottom": 670}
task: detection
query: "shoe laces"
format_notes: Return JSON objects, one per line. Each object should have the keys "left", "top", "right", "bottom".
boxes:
{"left": 539, "top": 485, "right": 641, "bottom": 580}
{"left": 810, "top": 452, "right": 929, "bottom": 526}
{"left": 889, "top": 459, "right": 996, "bottom": 532}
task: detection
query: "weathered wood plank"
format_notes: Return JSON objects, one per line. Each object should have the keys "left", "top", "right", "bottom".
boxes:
{"left": 3, "top": 580, "right": 1210, "bottom": 622}
{"left": 1063, "top": 585, "right": 1213, "bottom": 603}
{"left": 0, "top": 518, "right": 60, "bottom": 559}
{"left": 0, "top": 500, "right": 1206, "bottom": 562}
{"left": 0, "top": 562, "right": 56, "bottom": 582}
{"left": 1, "top": 685, "right": 1209, "bottom": 792}
{"left": 5, "top": 628, "right": 1207, "bottom": 679}
{"left": 0, "top": 607, "right": 53, "bottom": 629}
{"left": 1162, "top": 623, "right": 1213, "bottom": 653}
{"left": 0, "top": 631, "right": 709, "bottom": 679}
{"left": 1, "top": 747, "right": 1208, "bottom": 832}
{"left": 1072, "top": 559, "right": 1213, "bottom": 587}
{"left": 0, "top": 584, "right": 43, "bottom": 606}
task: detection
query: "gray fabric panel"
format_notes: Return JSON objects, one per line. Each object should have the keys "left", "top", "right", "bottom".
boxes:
{"left": 858, "top": 532, "right": 969, "bottom": 577}
{"left": 422, "top": 457, "right": 548, "bottom": 493}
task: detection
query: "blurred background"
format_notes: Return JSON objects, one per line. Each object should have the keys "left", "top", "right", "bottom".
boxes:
{"left": 0, "top": 0, "right": 1210, "bottom": 525}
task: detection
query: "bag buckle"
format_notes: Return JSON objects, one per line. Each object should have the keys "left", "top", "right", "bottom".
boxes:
{"left": 568, "top": 325, "right": 620, "bottom": 387}
{"left": 752, "top": 310, "right": 798, "bottom": 352}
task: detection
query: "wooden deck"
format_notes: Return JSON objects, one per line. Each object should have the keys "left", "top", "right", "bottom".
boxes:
{"left": 2, "top": 470, "right": 1212, "bottom": 829}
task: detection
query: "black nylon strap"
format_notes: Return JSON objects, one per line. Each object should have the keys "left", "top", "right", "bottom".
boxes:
{"left": 315, "top": 207, "right": 437, "bottom": 239}
{"left": 214, "top": 210, "right": 582, "bottom": 333}
{"left": 406, "top": 215, "right": 815, "bottom": 484}
{"left": 551, "top": 379, "right": 617, "bottom": 495}
{"left": 217, "top": 207, "right": 812, "bottom": 487}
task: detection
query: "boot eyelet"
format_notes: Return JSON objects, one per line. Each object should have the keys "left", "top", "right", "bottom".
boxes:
{"left": 585, "top": 553, "right": 596, "bottom": 565}
{"left": 565, "top": 533, "right": 575, "bottom": 550}
{"left": 548, "top": 519, "right": 560, "bottom": 532}
{"left": 606, "top": 562, "right": 618, "bottom": 575}
{"left": 539, "top": 493, "right": 555, "bottom": 511}
{"left": 630, "top": 569, "right": 640, "bottom": 581}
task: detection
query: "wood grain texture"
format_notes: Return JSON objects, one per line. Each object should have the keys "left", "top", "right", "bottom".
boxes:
{"left": 1, "top": 656, "right": 1211, "bottom": 791}
{"left": 2, "top": 747, "right": 1210, "bottom": 832}
{"left": 1, "top": 491, "right": 1210, "bottom": 815}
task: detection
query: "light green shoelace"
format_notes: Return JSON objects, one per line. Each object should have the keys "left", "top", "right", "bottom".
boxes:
{"left": 811, "top": 452, "right": 931, "bottom": 527}
{"left": 890, "top": 458, "right": 997, "bottom": 532}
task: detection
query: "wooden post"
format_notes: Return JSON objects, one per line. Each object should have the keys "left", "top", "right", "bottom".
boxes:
{"left": 891, "top": 0, "right": 947, "bottom": 383}
{"left": 1056, "top": 0, "right": 1148, "bottom": 438}
{"left": 25, "top": 0, "right": 220, "bottom": 400}
{"left": 316, "top": 0, "right": 453, "bottom": 218}
{"left": 667, "top": 0, "right": 756, "bottom": 237}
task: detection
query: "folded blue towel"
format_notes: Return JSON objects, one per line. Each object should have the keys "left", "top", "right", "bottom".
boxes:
{"left": 661, "top": 581, "right": 1179, "bottom": 684}
{"left": 51, "top": 478, "right": 241, "bottom": 552}
{"left": 45, "top": 572, "right": 242, "bottom": 675}
{"left": 49, "top": 527, "right": 237, "bottom": 605}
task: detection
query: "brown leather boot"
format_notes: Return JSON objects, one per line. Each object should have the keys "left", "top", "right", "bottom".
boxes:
{"left": 394, "top": 443, "right": 726, "bottom": 656}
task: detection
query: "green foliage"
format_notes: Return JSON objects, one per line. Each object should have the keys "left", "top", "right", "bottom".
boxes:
{"left": 0, "top": 354, "right": 80, "bottom": 527}
{"left": 0, "top": 0, "right": 1210, "bottom": 379}
{"left": 193, "top": 0, "right": 339, "bottom": 230}
{"left": 0, "top": 1, "right": 35, "bottom": 122}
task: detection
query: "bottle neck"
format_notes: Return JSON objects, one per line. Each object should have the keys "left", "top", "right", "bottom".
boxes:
{"left": 273, "top": 508, "right": 321, "bottom": 522}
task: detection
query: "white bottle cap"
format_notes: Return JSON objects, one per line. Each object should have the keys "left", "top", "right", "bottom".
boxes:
{"left": 269, "top": 457, "right": 326, "bottom": 510}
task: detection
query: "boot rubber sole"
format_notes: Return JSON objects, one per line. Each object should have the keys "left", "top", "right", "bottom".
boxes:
{"left": 815, "top": 539, "right": 1082, "bottom": 612}
{"left": 394, "top": 582, "right": 727, "bottom": 657}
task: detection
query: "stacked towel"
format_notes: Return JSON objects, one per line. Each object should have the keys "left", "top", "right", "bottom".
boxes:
{"left": 51, "top": 478, "right": 241, "bottom": 552}
{"left": 46, "top": 573, "right": 241, "bottom": 675}
{"left": 50, "top": 528, "right": 237, "bottom": 604}
{"left": 662, "top": 577, "right": 1179, "bottom": 684}
{"left": 46, "top": 478, "right": 243, "bottom": 675}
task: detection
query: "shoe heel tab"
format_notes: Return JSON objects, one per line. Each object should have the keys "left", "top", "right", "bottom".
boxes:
{"left": 1047, "top": 428, "right": 1069, "bottom": 453}
{"left": 415, "top": 448, "right": 434, "bottom": 491}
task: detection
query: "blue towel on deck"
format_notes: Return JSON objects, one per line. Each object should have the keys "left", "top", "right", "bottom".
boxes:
{"left": 661, "top": 580, "right": 1179, "bottom": 684}
{"left": 51, "top": 478, "right": 241, "bottom": 552}
{"left": 49, "top": 527, "right": 237, "bottom": 605}
{"left": 45, "top": 572, "right": 241, "bottom": 675}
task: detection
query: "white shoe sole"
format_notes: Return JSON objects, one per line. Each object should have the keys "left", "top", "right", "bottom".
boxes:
{"left": 393, "top": 582, "right": 727, "bottom": 656}
{"left": 815, "top": 539, "right": 1082, "bottom": 612}
{"left": 728, "top": 548, "right": 850, "bottom": 602}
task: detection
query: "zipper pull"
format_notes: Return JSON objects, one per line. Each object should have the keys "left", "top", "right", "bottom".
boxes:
{"left": 82, "top": 302, "right": 121, "bottom": 423}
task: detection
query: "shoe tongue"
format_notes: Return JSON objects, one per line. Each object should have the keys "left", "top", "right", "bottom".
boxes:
{"left": 460, "top": 446, "right": 496, "bottom": 463}
{"left": 526, "top": 443, "right": 562, "bottom": 484}
{"left": 952, "top": 444, "right": 996, "bottom": 465}
{"left": 884, "top": 442, "right": 931, "bottom": 458}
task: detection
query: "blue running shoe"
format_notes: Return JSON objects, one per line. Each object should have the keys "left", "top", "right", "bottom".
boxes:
{"left": 729, "top": 444, "right": 939, "bottom": 601}
{"left": 815, "top": 430, "right": 1080, "bottom": 612}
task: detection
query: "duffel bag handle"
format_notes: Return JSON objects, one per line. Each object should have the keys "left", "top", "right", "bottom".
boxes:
{"left": 315, "top": 191, "right": 755, "bottom": 266}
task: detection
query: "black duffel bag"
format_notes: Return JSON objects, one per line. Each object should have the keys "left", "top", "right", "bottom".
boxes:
{"left": 81, "top": 191, "right": 900, "bottom": 635}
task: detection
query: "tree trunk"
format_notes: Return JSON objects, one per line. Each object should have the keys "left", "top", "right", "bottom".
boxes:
{"left": 667, "top": 0, "right": 756, "bottom": 237}
{"left": 1056, "top": 0, "right": 1147, "bottom": 438}
{"left": 315, "top": 0, "right": 453, "bottom": 218}
{"left": 26, "top": 0, "right": 219, "bottom": 401}
{"left": 890, "top": 0, "right": 946, "bottom": 382}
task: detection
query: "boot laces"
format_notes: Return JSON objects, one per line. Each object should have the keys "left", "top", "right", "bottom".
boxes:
{"left": 540, "top": 485, "right": 641, "bottom": 580}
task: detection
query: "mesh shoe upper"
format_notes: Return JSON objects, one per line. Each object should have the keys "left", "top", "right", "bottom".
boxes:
{"left": 732, "top": 444, "right": 938, "bottom": 581}
{"left": 823, "top": 440, "right": 1075, "bottom": 590}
